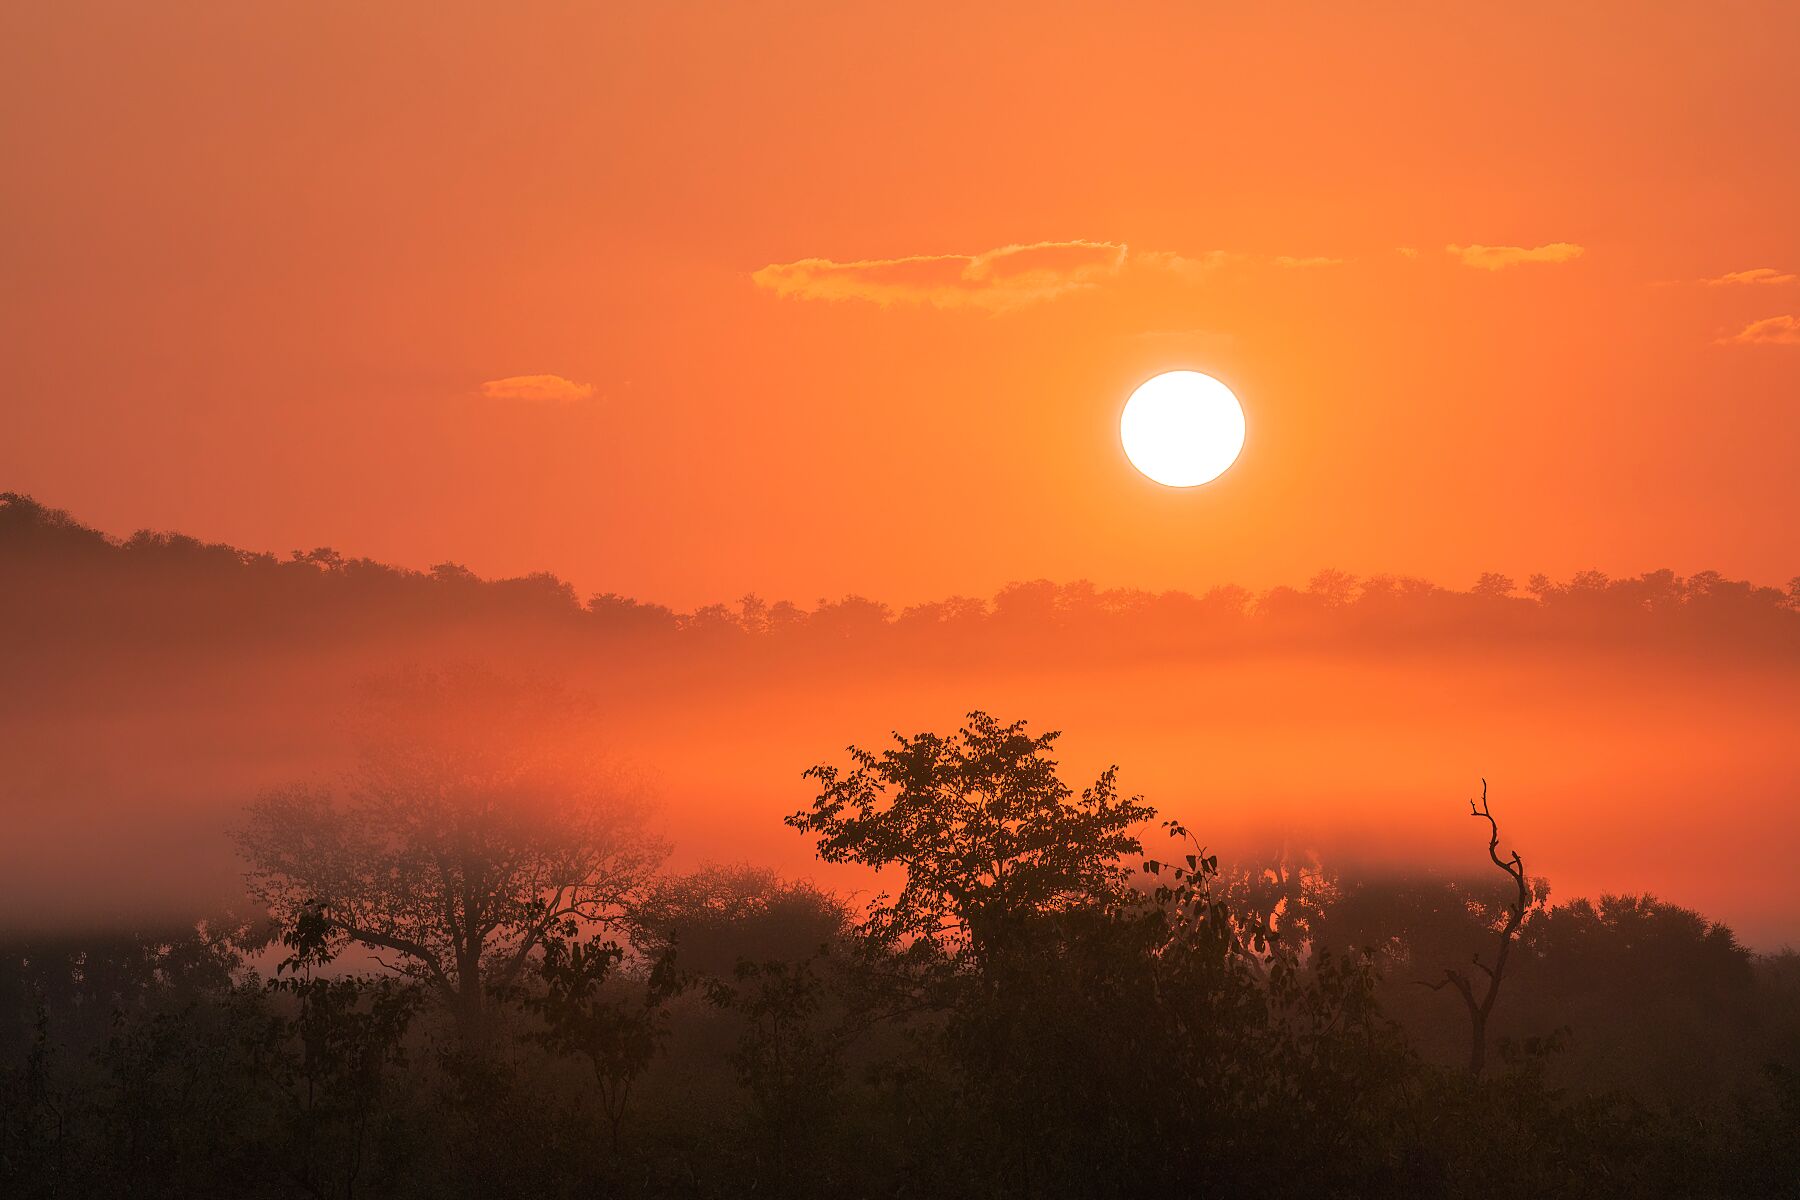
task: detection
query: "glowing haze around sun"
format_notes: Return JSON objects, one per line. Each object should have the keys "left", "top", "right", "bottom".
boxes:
{"left": 1120, "top": 371, "right": 1246, "bottom": 487}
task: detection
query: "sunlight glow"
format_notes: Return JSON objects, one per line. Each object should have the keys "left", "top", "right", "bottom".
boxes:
{"left": 1120, "top": 370, "right": 1246, "bottom": 488}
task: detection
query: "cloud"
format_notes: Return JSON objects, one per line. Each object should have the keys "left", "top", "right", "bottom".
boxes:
{"left": 1717, "top": 315, "right": 1800, "bottom": 346}
{"left": 480, "top": 374, "right": 596, "bottom": 403}
{"left": 1445, "top": 242, "right": 1585, "bottom": 270}
{"left": 1135, "top": 249, "right": 1241, "bottom": 278}
{"left": 753, "top": 241, "right": 1360, "bottom": 310}
{"left": 752, "top": 240, "right": 1130, "bottom": 311}
{"left": 1702, "top": 267, "right": 1796, "bottom": 286}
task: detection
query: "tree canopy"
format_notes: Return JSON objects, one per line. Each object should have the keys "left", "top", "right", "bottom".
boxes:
{"left": 239, "top": 669, "right": 666, "bottom": 1033}
{"left": 789, "top": 712, "right": 1154, "bottom": 957}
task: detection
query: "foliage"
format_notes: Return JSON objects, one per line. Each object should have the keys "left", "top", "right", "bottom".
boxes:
{"left": 266, "top": 906, "right": 422, "bottom": 1198}
{"left": 4, "top": 707, "right": 1798, "bottom": 1197}
{"left": 521, "top": 927, "right": 682, "bottom": 1151}
{"left": 789, "top": 712, "right": 1154, "bottom": 958}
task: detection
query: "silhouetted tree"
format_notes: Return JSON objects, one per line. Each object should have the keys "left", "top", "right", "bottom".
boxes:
{"left": 1421, "top": 781, "right": 1531, "bottom": 1075}
{"left": 789, "top": 714, "right": 1162, "bottom": 1195}
{"left": 1472, "top": 572, "right": 1516, "bottom": 598}
{"left": 789, "top": 711, "right": 1154, "bottom": 963}
{"left": 268, "top": 904, "right": 421, "bottom": 1198}
{"left": 707, "top": 955, "right": 850, "bottom": 1192}
{"left": 522, "top": 930, "right": 681, "bottom": 1153}
{"left": 1510, "top": 893, "right": 1762, "bottom": 1102}
{"left": 239, "top": 671, "right": 666, "bottom": 1038}
{"left": 634, "top": 865, "right": 851, "bottom": 979}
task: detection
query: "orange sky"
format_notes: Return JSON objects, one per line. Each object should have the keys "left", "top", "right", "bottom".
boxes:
{"left": 4, "top": 1, "right": 1798, "bottom": 608}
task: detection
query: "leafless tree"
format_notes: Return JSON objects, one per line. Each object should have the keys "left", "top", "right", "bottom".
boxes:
{"left": 238, "top": 669, "right": 667, "bottom": 1039}
{"left": 1419, "top": 780, "right": 1530, "bottom": 1076}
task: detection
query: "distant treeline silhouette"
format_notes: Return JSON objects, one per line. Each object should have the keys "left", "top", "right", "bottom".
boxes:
{"left": 2, "top": 691, "right": 1796, "bottom": 1198}
{"left": 4, "top": 493, "right": 1797, "bottom": 666}
{"left": 10, "top": 491, "right": 1794, "bottom": 943}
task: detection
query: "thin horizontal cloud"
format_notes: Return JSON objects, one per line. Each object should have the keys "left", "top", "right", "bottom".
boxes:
{"left": 752, "top": 240, "right": 1130, "bottom": 311}
{"left": 1135, "top": 249, "right": 1241, "bottom": 277}
{"left": 1446, "top": 242, "right": 1585, "bottom": 270}
{"left": 480, "top": 374, "right": 596, "bottom": 403}
{"left": 1702, "top": 267, "right": 1796, "bottom": 286}
{"left": 753, "top": 241, "right": 1358, "bottom": 310}
{"left": 1717, "top": 315, "right": 1800, "bottom": 346}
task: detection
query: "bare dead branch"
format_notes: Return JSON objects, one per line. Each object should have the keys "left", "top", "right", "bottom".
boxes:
{"left": 1429, "top": 780, "right": 1530, "bottom": 1076}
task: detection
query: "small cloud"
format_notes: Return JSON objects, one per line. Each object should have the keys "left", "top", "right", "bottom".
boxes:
{"left": 479, "top": 374, "right": 596, "bottom": 403}
{"left": 752, "top": 240, "right": 1130, "bottom": 311}
{"left": 1702, "top": 267, "right": 1796, "bottom": 286}
{"left": 1717, "top": 315, "right": 1800, "bottom": 346}
{"left": 1396, "top": 247, "right": 1420, "bottom": 258}
{"left": 1274, "top": 255, "right": 1344, "bottom": 268}
{"left": 1446, "top": 242, "right": 1585, "bottom": 270}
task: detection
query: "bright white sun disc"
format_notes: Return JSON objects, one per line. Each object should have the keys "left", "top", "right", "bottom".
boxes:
{"left": 1120, "top": 370, "right": 1245, "bottom": 487}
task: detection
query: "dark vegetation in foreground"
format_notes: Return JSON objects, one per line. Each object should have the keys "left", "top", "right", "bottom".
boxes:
{"left": 3, "top": 694, "right": 1797, "bottom": 1199}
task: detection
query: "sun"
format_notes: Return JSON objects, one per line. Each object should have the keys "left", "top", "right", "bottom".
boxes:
{"left": 1119, "top": 370, "right": 1246, "bottom": 488}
